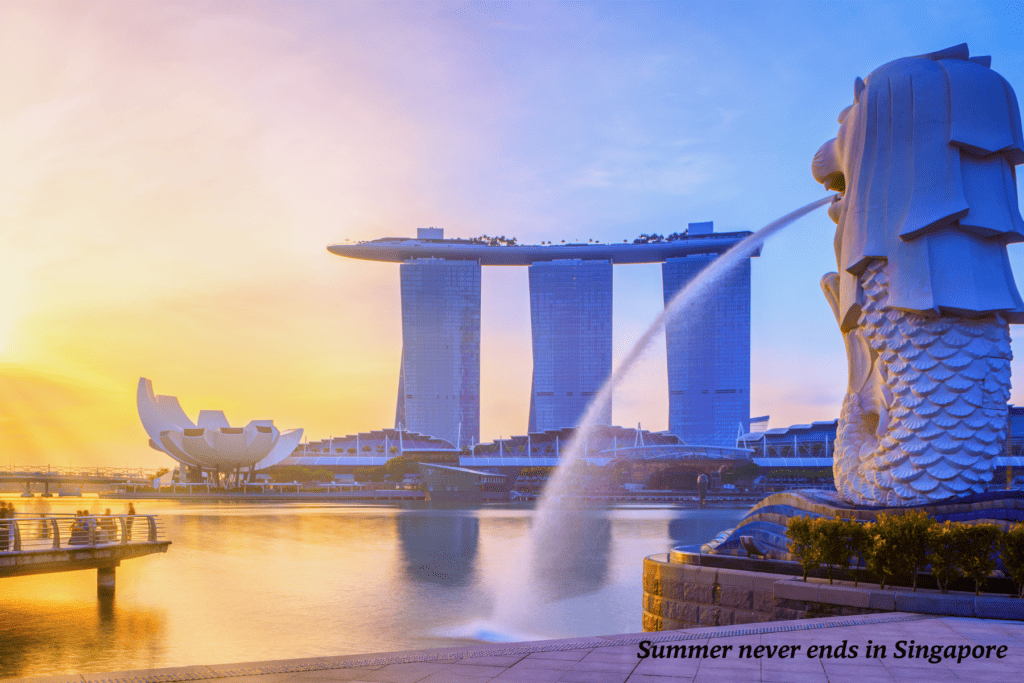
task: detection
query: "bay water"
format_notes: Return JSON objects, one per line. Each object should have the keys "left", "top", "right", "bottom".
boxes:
{"left": 0, "top": 496, "right": 746, "bottom": 678}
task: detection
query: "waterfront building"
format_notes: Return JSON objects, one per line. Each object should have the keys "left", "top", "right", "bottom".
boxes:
{"left": 281, "top": 429, "right": 455, "bottom": 468}
{"left": 396, "top": 256, "right": 480, "bottom": 448}
{"left": 736, "top": 408, "right": 1024, "bottom": 490}
{"left": 528, "top": 259, "right": 612, "bottom": 432}
{"left": 136, "top": 378, "right": 303, "bottom": 484}
{"left": 417, "top": 463, "right": 508, "bottom": 502}
{"left": 462, "top": 425, "right": 745, "bottom": 467}
{"left": 663, "top": 222, "right": 751, "bottom": 447}
{"left": 329, "top": 225, "right": 754, "bottom": 443}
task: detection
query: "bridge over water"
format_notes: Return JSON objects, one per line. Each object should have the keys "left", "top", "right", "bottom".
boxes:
{"left": 0, "top": 514, "right": 170, "bottom": 595}
{"left": 0, "top": 466, "right": 159, "bottom": 495}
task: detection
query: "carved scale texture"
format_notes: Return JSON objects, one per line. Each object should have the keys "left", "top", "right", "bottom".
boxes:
{"left": 835, "top": 260, "right": 1011, "bottom": 506}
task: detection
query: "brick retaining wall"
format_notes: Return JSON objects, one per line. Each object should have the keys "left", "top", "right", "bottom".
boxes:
{"left": 643, "top": 553, "right": 1024, "bottom": 631}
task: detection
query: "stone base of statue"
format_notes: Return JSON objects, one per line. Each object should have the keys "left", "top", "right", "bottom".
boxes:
{"left": 699, "top": 488, "right": 1024, "bottom": 561}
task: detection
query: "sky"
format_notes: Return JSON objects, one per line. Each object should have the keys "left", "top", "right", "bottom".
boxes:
{"left": 2, "top": 1, "right": 1024, "bottom": 469}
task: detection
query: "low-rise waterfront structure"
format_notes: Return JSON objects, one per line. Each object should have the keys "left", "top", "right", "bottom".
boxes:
{"left": 417, "top": 462, "right": 508, "bottom": 502}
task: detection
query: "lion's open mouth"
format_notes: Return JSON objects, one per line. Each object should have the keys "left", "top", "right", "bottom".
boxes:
{"left": 822, "top": 172, "right": 845, "bottom": 193}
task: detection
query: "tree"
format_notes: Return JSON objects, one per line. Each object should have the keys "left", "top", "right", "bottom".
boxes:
{"left": 929, "top": 521, "right": 968, "bottom": 593}
{"left": 1001, "top": 523, "right": 1024, "bottom": 598}
{"left": 787, "top": 516, "right": 821, "bottom": 582}
{"left": 961, "top": 523, "right": 1002, "bottom": 596}
{"left": 868, "top": 511, "right": 935, "bottom": 590}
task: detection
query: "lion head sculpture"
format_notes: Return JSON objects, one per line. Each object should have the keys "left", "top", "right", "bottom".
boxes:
{"left": 813, "top": 43, "right": 1024, "bottom": 334}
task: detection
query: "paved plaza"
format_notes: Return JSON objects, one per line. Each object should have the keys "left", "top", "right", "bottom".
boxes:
{"left": 8, "top": 613, "right": 1023, "bottom": 683}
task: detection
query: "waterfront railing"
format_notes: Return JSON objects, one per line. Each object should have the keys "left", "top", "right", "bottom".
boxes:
{"left": 0, "top": 514, "right": 166, "bottom": 553}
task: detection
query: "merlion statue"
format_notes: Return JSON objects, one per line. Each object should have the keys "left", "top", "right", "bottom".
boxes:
{"left": 812, "top": 44, "right": 1024, "bottom": 505}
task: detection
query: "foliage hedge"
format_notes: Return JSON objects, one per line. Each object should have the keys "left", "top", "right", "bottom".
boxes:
{"left": 786, "top": 514, "right": 1024, "bottom": 596}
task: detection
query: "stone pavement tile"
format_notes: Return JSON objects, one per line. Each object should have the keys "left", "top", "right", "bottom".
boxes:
{"left": 884, "top": 665, "right": 960, "bottom": 680}
{"left": 523, "top": 652, "right": 589, "bottom": 662}
{"left": 959, "top": 665, "right": 1013, "bottom": 680}
{"left": 759, "top": 659, "right": 824, "bottom": 675}
{"left": 457, "top": 656, "right": 526, "bottom": 667}
{"left": 952, "top": 667, "right": 1022, "bottom": 681}
{"left": 819, "top": 664, "right": 898, "bottom": 681}
{"left": 822, "top": 670, "right": 897, "bottom": 683}
{"left": 631, "top": 657, "right": 700, "bottom": 676}
{"left": 690, "top": 669, "right": 759, "bottom": 683}
{"left": 430, "top": 663, "right": 511, "bottom": 678}
{"left": 820, "top": 656, "right": 886, "bottom": 669}
{"left": 287, "top": 667, "right": 396, "bottom": 682}
{"left": 625, "top": 675, "right": 695, "bottom": 683}
{"left": 993, "top": 621, "right": 1024, "bottom": 638}
{"left": 580, "top": 649, "right": 644, "bottom": 664}
{"left": 954, "top": 632, "right": 1019, "bottom": 647}
{"left": 880, "top": 656, "right": 952, "bottom": 671}
{"left": 216, "top": 676, "right": 301, "bottom": 683}
{"left": 762, "top": 671, "right": 830, "bottom": 683}
{"left": 565, "top": 658, "right": 637, "bottom": 673}
{"left": 994, "top": 653, "right": 1024, "bottom": 669}
{"left": 695, "top": 657, "right": 759, "bottom": 671}
{"left": 513, "top": 658, "right": 576, "bottom": 671}
{"left": 556, "top": 670, "right": 631, "bottom": 683}
{"left": 417, "top": 667, "right": 496, "bottom": 683}
{"left": 491, "top": 665, "right": 565, "bottom": 682}
{"left": 343, "top": 662, "right": 450, "bottom": 683}
{"left": 585, "top": 646, "right": 644, "bottom": 660}
{"left": 2, "top": 675, "right": 85, "bottom": 683}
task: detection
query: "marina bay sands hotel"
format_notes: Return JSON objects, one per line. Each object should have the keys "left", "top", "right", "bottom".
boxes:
{"left": 328, "top": 224, "right": 755, "bottom": 449}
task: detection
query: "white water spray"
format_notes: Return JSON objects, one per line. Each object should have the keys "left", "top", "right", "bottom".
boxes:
{"left": 484, "top": 195, "right": 835, "bottom": 637}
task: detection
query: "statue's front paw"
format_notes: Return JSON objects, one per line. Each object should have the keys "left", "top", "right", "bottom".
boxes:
{"left": 821, "top": 272, "right": 841, "bottom": 323}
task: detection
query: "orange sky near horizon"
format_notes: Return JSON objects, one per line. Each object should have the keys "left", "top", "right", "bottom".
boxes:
{"left": 0, "top": 3, "right": 505, "bottom": 467}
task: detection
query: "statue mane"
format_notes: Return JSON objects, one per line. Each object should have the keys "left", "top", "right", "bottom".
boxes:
{"left": 824, "top": 44, "right": 1024, "bottom": 331}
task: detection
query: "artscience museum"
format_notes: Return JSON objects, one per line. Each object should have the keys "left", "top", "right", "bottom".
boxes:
{"left": 137, "top": 378, "right": 304, "bottom": 484}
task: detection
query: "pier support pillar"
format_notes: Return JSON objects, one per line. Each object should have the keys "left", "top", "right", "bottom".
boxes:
{"left": 97, "top": 565, "right": 116, "bottom": 597}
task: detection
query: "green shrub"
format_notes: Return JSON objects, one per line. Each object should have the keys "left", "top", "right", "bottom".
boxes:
{"left": 1001, "top": 523, "right": 1024, "bottom": 599}
{"left": 865, "top": 511, "right": 935, "bottom": 590}
{"left": 816, "top": 518, "right": 856, "bottom": 585}
{"left": 928, "top": 521, "right": 968, "bottom": 593}
{"left": 847, "top": 520, "right": 872, "bottom": 587}
{"left": 960, "top": 523, "right": 1002, "bottom": 596}
{"left": 787, "top": 516, "right": 820, "bottom": 582}
{"left": 928, "top": 521, "right": 1005, "bottom": 595}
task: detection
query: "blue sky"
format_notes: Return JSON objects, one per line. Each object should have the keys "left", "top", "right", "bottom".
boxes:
{"left": 2, "top": 1, "right": 1024, "bottom": 464}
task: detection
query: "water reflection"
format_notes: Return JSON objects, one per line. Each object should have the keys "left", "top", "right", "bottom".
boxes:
{"left": 398, "top": 511, "right": 479, "bottom": 586}
{"left": 0, "top": 592, "right": 166, "bottom": 679}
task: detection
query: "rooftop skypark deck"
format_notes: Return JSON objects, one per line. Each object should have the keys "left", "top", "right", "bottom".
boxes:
{"left": 327, "top": 231, "right": 756, "bottom": 265}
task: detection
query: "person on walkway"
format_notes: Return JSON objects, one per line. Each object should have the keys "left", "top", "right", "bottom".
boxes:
{"left": 98, "top": 508, "right": 117, "bottom": 542}
{"left": 125, "top": 502, "right": 136, "bottom": 540}
{"left": 0, "top": 503, "right": 10, "bottom": 552}
{"left": 69, "top": 510, "right": 88, "bottom": 545}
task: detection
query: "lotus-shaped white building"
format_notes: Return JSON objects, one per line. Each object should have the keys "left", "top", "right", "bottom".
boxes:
{"left": 137, "top": 378, "right": 303, "bottom": 482}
